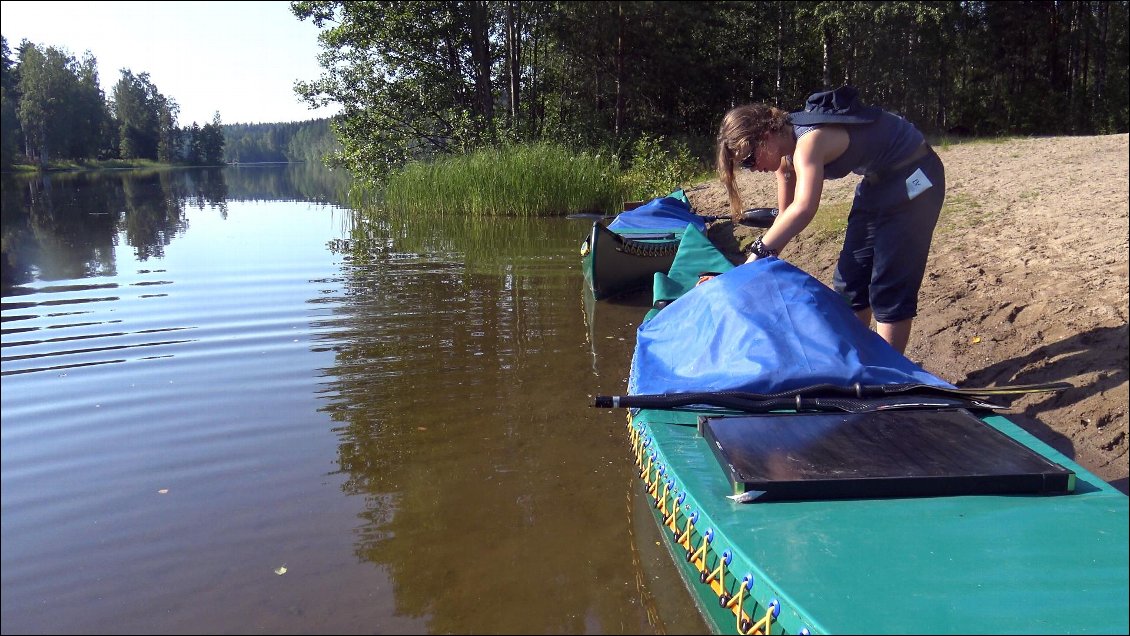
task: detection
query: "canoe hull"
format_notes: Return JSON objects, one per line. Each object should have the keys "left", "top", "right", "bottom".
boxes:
{"left": 582, "top": 222, "right": 680, "bottom": 300}
{"left": 624, "top": 405, "right": 1129, "bottom": 635}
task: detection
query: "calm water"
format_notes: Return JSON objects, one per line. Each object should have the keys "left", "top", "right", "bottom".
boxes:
{"left": 0, "top": 165, "right": 706, "bottom": 634}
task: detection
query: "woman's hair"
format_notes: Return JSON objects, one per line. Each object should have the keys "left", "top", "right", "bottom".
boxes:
{"left": 716, "top": 104, "right": 790, "bottom": 217}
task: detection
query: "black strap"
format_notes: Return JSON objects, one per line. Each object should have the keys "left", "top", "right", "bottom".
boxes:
{"left": 864, "top": 142, "right": 932, "bottom": 184}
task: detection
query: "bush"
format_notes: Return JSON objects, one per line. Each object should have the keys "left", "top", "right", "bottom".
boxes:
{"left": 619, "top": 134, "right": 702, "bottom": 201}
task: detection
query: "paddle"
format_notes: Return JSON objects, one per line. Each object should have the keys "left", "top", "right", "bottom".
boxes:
{"left": 735, "top": 207, "right": 779, "bottom": 228}
{"left": 593, "top": 380, "right": 1072, "bottom": 412}
{"left": 593, "top": 393, "right": 1004, "bottom": 414}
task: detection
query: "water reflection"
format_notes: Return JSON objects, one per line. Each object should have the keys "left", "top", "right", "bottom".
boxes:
{"left": 226, "top": 162, "right": 353, "bottom": 203}
{"left": 1, "top": 164, "right": 704, "bottom": 633}
{"left": 314, "top": 213, "right": 696, "bottom": 633}
{"left": 1, "top": 164, "right": 354, "bottom": 292}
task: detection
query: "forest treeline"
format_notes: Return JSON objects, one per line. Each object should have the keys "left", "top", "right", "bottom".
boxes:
{"left": 293, "top": 0, "right": 1129, "bottom": 182}
{"left": 0, "top": 36, "right": 226, "bottom": 168}
{"left": 224, "top": 119, "right": 341, "bottom": 164}
{"left": 3, "top": 2, "right": 1126, "bottom": 180}
{"left": 0, "top": 36, "right": 337, "bottom": 170}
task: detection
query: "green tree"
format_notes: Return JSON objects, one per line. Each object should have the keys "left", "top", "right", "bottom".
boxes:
{"left": 112, "top": 70, "right": 169, "bottom": 160}
{"left": 156, "top": 95, "right": 182, "bottom": 162}
{"left": 1, "top": 36, "right": 21, "bottom": 167}
{"left": 69, "top": 52, "right": 112, "bottom": 159}
{"left": 186, "top": 122, "right": 203, "bottom": 164}
{"left": 293, "top": 1, "right": 501, "bottom": 180}
{"left": 15, "top": 42, "right": 88, "bottom": 165}
{"left": 199, "top": 112, "right": 226, "bottom": 165}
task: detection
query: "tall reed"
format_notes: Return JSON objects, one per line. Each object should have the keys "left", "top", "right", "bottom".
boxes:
{"left": 381, "top": 143, "right": 625, "bottom": 217}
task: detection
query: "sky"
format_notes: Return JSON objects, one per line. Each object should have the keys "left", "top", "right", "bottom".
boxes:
{"left": 0, "top": 0, "right": 341, "bottom": 126}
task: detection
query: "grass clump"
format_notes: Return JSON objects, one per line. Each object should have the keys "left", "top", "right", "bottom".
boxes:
{"left": 382, "top": 143, "right": 623, "bottom": 217}
{"left": 811, "top": 201, "right": 851, "bottom": 238}
{"left": 380, "top": 136, "right": 711, "bottom": 218}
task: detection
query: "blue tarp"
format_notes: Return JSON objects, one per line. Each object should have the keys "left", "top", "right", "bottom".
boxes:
{"left": 628, "top": 257, "right": 952, "bottom": 395}
{"left": 607, "top": 195, "right": 706, "bottom": 232}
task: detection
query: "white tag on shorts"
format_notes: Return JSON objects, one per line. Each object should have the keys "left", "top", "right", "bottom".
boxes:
{"left": 905, "top": 168, "right": 932, "bottom": 200}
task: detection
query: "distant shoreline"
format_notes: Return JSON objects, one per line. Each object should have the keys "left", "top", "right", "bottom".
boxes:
{"left": 1, "top": 160, "right": 313, "bottom": 175}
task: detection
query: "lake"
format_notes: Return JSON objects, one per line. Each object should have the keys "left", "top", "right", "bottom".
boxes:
{"left": 0, "top": 165, "right": 706, "bottom": 634}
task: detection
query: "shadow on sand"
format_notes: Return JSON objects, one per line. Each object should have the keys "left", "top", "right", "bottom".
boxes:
{"left": 961, "top": 324, "right": 1128, "bottom": 494}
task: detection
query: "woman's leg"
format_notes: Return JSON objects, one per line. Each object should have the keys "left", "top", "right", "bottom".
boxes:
{"left": 855, "top": 306, "right": 910, "bottom": 353}
{"left": 876, "top": 318, "right": 913, "bottom": 354}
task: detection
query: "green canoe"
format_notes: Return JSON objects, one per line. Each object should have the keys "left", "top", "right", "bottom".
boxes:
{"left": 596, "top": 226, "right": 1129, "bottom": 634}
{"left": 580, "top": 190, "right": 703, "bottom": 300}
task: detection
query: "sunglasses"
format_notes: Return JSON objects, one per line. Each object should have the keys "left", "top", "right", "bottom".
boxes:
{"left": 739, "top": 147, "right": 758, "bottom": 170}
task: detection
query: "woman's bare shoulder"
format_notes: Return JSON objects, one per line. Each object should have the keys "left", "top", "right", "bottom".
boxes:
{"left": 796, "top": 126, "right": 849, "bottom": 164}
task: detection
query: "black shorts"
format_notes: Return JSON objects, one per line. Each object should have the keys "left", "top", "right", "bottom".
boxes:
{"left": 833, "top": 150, "right": 945, "bottom": 323}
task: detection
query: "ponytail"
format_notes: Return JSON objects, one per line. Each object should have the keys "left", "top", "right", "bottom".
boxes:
{"left": 716, "top": 142, "right": 743, "bottom": 222}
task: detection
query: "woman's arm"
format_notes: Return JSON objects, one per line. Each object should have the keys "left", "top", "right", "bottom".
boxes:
{"left": 750, "top": 127, "right": 848, "bottom": 261}
{"left": 776, "top": 158, "right": 795, "bottom": 212}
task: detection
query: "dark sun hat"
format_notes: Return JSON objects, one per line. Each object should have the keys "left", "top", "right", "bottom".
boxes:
{"left": 787, "top": 85, "right": 882, "bottom": 125}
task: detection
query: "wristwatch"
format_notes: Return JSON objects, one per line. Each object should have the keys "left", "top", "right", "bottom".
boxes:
{"left": 749, "top": 236, "right": 779, "bottom": 259}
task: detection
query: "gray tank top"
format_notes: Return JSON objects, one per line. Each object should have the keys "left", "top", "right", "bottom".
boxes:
{"left": 793, "top": 111, "right": 924, "bottom": 180}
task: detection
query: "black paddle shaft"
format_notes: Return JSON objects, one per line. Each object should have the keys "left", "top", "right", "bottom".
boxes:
{"left": 593, "top": 381, "right": 1072, "bottom": 412}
